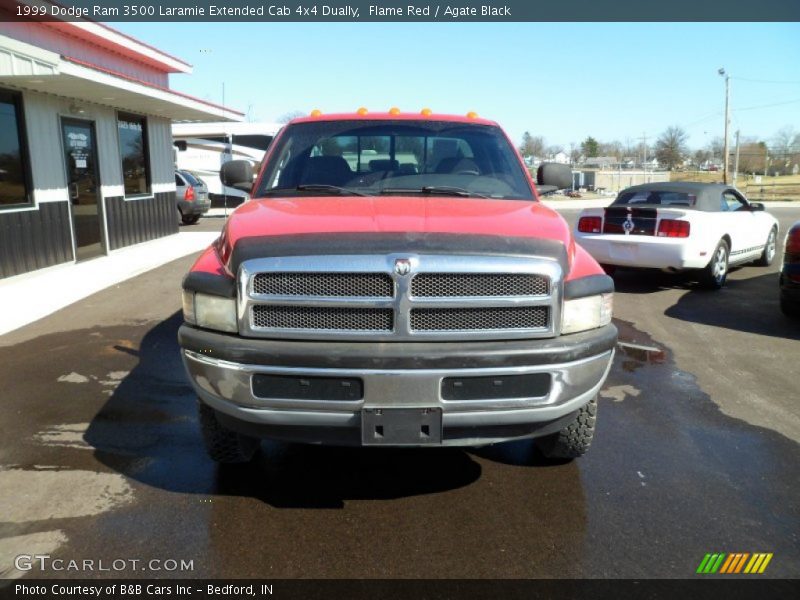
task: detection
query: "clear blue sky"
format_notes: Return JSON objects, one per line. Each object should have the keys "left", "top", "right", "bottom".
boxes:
{"left": 118, "top": 22, "right": 800, "bottom": 150}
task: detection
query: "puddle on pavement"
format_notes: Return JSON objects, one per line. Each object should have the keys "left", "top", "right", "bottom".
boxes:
{"left": 581, "top": 317, "right": 800, "bottom": 577}
{"left": 0, "top": 313, "right": 797, "bottom": 578}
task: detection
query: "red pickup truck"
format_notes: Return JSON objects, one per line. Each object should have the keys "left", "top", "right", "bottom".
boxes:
{"left": 178, "top": 111, "right": 616, "bottom": 463}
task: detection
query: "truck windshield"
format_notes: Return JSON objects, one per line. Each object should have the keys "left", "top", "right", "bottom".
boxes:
{"left": 255, "top": 120, "right": 534, "bottom": 200}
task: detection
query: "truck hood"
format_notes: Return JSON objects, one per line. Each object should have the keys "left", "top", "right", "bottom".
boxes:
{"left": 218, "top": 196, "right": 575, "bottom": 274}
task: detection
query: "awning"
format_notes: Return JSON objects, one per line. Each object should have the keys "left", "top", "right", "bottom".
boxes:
{"left": 0, "top": 34, "right": 242, "bottom": 122}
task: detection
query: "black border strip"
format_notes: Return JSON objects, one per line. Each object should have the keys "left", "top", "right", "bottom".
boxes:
{"left": 3, "top": 1, "right": 799, "bottom": 22}
{"left": 1, "top": 579, "right": 796, "bottom": 600}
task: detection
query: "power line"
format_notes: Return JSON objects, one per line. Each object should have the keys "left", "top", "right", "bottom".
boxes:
{"left": 732, "top": 97, "right": 800, "bottom": 112}
{"left": 682, "top": 112, "right": 723, "bottom": 130}
{"left": 731, "top": 76, "right": 800, "bottom": 85}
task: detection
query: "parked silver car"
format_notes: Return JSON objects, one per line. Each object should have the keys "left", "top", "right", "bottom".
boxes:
{"left": 175, "top": 170, "right": 210, "bottom": 225}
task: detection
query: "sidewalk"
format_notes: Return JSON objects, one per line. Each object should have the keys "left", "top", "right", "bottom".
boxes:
{"left": 0, "top": 231, "right": 218, "bottom": 337}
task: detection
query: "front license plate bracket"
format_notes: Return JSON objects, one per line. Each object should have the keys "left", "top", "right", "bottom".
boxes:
{"left": 361, "top": 407, "right": 443, "bottom": 446}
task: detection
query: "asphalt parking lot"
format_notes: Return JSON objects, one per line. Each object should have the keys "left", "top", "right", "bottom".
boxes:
{"left": 0, "top": 207, "right": 798, "bottom": 580}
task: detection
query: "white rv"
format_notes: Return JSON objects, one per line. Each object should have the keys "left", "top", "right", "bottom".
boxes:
{"left": 172, "top": 121, "right": 282, "bottom": 203}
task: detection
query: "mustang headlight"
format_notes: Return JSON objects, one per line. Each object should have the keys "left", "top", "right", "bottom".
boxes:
{"left": 182, "top": 291, "right": 237, "bottom": 333}
{"left": 561, "top": 293, "right": 613, "bottom": 335}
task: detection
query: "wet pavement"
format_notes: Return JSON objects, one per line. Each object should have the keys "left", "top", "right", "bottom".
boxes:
{"left": 1, "top": 209, "right": 799, "bottom": 580}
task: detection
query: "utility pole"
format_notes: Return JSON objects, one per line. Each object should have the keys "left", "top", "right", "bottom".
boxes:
{"left": 733, "top": 130, "right": 740, "bottom": 186}
{"left": 639, "top": 133, "right": 648, "bottom": 184}
{"left": 718, "top": 68, "right": 730, "bottom": 184}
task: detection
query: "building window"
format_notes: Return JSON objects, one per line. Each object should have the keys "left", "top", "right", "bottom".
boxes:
{"left": 0, "top": 90, "right": 32, "bottom": 208}
{"left": 117, "top": 112, "right": 150, "bottom": 196}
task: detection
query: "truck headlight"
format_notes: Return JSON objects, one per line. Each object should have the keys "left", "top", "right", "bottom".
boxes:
{"left": 182, "top": 291, "right": 237, "bottom": 333}
{"left": 561, "top": 293, "right": 613, "bottom": 335}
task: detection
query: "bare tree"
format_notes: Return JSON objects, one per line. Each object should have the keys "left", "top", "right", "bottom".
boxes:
{"left": 693, "top": 149, "right": 711, "bottom": 167}
{"left": 599, "top": 140, "right": 623, "bottom": 160}
{"left": 770, "top": 126, "right": 799, "bottom": 172}
{"left": 771, "top": 126, "right": 798, "bottom": 154}
{"left": 519, "top": 132, "right": 545, "bottom": 159}
{"left": 655, "top": 126, "right": 689, "bottom": 170}
{"left": 622, "top": 137, "right": 638, "bottom": 160}
{"left": 738, "top": 141, "right": 769, "bottom": 174}
{"left": 277, "top": 110, "right": 306, "bottom": 124}
{"left": 707, "top": 136, "right": 725, "bottom": 161}
{"left": 569, "top": 142, "right": 580, "bottom": 163}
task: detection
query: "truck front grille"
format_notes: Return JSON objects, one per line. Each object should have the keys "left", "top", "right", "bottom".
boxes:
{"left": 411, "top": 273, "right": 549, "bottom": 297}
{"left": 252, "top": 305, "right": 393, "bottom": 331}
{"left": 410, "top": 306, "right": 549, "bottom": 331}
{"left": 253, "top": 272, "right": 394, "bottom": 297}
{"left": 241, "top": 255, "right": 561, "bottom": 341}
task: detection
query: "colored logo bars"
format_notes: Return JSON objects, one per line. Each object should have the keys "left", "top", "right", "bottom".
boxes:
{"left": 696, "top": 553, "right": 773, "bottom": 574}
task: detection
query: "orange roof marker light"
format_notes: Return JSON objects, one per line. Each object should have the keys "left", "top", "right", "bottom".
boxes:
{"left": 309, "top": 109, "right": 322, "bottom": 117}
{"left": 389, "top": 106, "right": 401, "bottom": 115}
{"left": 466, "top": 111, "right": 479, "bottom": 119}
{"left": 420, "top": 107, "right": 432, "bottom": 116}
{"left": 357, "top": 107, "right": 369, "bottom": 115}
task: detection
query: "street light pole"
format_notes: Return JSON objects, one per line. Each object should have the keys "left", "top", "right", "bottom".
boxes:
{"left": 719, "top": 68, "right": 730, "bottom": 184}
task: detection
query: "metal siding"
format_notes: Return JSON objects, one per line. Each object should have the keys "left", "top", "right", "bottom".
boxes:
{"left": 104, "top": 193, "right": 177, "bottom": 251}
{"left": 20, "top": 92, "right": 67, "bottom": 196}
{"left": 147, "top": 117, "right": 175, "bottom": 187}
{"left": 0, "top": 202, "right": 73, "bottom": 279}
{"left": 7, "top": 90, "right": 179, "bottom": 262}
{"left": 0, "top": 23, "right": 169, "bottom": 87}
{"left": 95, "top": 107, "right": 124, "bottom": 193}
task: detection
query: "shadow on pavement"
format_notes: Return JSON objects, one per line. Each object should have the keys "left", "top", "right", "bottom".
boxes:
{"left": 83, "top": 312, "right": 504, "bottom": 508}
{"left": 664, "top": 271, "right": 800, "bottom": 341}
{"left": 611, "top": 268, "right": 697, "bottom": 294}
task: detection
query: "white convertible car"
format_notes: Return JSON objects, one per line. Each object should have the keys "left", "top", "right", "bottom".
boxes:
{"left": 574, "top": 182, "right": 779, "bottom": 289}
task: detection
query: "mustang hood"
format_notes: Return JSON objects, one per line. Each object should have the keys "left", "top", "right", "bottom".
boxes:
{"left": 218, "top": 196, "right": 575, "bottom": 275}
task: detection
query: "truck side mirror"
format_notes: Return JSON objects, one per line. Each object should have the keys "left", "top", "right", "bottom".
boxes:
{"left": 220, "top": 160, "right": 254, "bottom": 192}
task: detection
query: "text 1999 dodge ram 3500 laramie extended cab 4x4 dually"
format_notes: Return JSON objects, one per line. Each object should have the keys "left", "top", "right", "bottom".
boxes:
{"left": 178, "top": 110, "right": 616, "bottom": 462}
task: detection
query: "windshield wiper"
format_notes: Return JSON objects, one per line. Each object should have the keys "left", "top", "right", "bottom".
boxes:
{"left": 379, "top": 186, "right": 488, "bottom": 198}
{"left": 263, "top": 185, "right": 369, "bottom": 197}
{"left": 295, "top": 184, "right": 369, "bottom": 196}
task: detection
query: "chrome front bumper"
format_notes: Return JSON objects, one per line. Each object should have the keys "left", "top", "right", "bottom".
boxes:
{"left": 182, "top": 346, "right": 614, "bottom": 446}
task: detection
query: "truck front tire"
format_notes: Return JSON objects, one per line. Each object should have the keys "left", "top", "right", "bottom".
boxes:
{"left": 197, "top": 401, "right": 259, "bottom": 463}
{"left": 535, "top": 395, "right": 597, "bottom": 459}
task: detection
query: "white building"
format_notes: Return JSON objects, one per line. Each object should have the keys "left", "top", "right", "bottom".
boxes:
{"left": 0, "top": 15, "right": 242, "bottom": 278}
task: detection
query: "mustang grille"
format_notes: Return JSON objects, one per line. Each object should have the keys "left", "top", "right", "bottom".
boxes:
{"left": 252, "top": 305, "right": 393, "bottom": 331}
{"left": 411, "top": 273, "right": 549, "bottom": 297}
{"left": 252, "top": 272, "right": 394, "bottom": 297}
{"left": 410, "top": 306, "right": 549, "bottom": 331}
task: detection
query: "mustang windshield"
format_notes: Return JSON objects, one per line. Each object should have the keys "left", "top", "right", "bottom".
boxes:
{"left": 613, "top": 190, "right": 697, "bottom": 207}
{"left": 256, "top": 120, "right": 534, "bottom": 200}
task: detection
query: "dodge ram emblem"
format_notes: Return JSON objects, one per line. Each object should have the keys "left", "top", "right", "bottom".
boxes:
{"left": 394, "top": 259, "right": 412, "bottom": 276}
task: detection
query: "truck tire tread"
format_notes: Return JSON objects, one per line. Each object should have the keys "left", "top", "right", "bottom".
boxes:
{"left": 197, "top": 401, "right": 259, "bottom": 463}
{"left": 536, "top": 395, "right": 597, "bottom": 459}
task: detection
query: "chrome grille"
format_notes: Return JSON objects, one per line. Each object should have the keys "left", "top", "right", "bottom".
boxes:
{"left": 240, "top": 254, "right": 562, "bottom": 341}
{"left": 253, "top": 272, "right": 393, "bottom": 297}
{"left": 411, "top": 273, "right": 549, "bottom": 297}
{"left": 411, "top": 306, "right": 549, "bottom": 331}
{"left": 252, "top": 305, "right": 393, "bottom": 331}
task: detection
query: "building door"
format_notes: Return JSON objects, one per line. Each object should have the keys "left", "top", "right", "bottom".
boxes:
{"left": 61, "top": 118, "right": 103, "bottom": 261}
